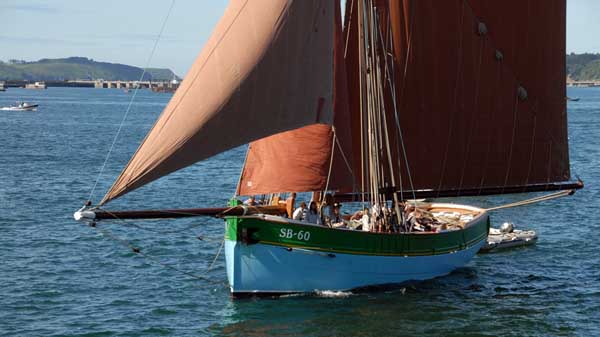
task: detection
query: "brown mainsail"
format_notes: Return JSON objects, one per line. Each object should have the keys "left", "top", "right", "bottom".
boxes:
{"left": 101, "top": 0, "right": 336, "bottom": 205}
{"left": 341, "top": 0, "right": 575, "bottom": 199}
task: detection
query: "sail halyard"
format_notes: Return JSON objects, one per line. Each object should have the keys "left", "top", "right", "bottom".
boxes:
{"left": 99, "top": 0, "right": 336, "bottom": 205}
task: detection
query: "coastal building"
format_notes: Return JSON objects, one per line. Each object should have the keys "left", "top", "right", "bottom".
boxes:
{"left": 25, "top": 81, "right": 47, "bottom": 89}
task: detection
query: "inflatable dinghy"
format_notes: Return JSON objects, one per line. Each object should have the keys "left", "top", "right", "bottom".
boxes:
{"left": 480, "top": 222, "right": 537, "bottom": 253}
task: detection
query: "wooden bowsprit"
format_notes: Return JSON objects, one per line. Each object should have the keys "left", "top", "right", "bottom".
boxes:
{"left": 74, "top": 205, "right": 286, "bottom": 222}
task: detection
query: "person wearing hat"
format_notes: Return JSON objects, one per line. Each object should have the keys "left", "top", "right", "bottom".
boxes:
{"left": 331, "top": 202, "right": 346, "bottom": 228}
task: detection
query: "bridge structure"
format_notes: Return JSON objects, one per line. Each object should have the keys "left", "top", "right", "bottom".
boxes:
{"left": 567, "top": 80, "right": 600, "bottom": 87}
{"left": 93, "top": 80, "right": 180, "bottom": 91}
{"left": 0, "top": 80, "right": 179, "bottom": 90}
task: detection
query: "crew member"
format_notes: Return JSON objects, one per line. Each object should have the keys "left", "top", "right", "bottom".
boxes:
{"left": 293, "top": 201, "right": 307, "bottom": 221}
{"left": 305, "top": 201, "right": 320, "bottom": 224}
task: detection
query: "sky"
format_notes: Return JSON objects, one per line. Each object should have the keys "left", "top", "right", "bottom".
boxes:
{"left": 0, "top": 0, "right": 598, "bottom": 77}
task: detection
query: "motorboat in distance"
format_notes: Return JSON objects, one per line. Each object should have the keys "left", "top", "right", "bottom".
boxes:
{"left": 1, "top": 102, "right": 39, "bottom": 111}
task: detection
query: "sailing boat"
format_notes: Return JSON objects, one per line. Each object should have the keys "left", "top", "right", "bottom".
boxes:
{"left": 75, "top": 0, "right": 582, "bottom": 296}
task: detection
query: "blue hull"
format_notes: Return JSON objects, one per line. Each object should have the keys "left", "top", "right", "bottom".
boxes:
{"left": 225, "top": 238, "right": 485, "bottom": 295}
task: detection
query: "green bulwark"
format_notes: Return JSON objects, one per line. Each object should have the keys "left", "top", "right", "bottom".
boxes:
{"left": 225, "top": 212, "right": 489, "bottom": 257}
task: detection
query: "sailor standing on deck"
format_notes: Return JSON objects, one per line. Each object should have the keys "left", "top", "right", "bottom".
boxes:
{"left": 361, "top": 208, "right": 371, "bottom": 232}
{"left": 331, "top": 203, "right": 346, "bottom": 228}
{"left": 293, "top": 201, "right": 307, "bottom": 221}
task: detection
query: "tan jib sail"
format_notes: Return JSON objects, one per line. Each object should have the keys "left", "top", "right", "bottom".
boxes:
{"left": 237, "top": 0, "right": 355, "bottom": 196}
{"left": 101, "top": 0, "right": 335, "bottom": 205}
{"left": 343, "top": 0, "right": 572, "bottom": 198}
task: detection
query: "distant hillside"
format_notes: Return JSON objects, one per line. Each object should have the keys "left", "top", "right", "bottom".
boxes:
{"left": 4, "top": 54, "right": 597, "bottom": 82}
{"left": 567, "top": 53, "right": 600, "bottom": 81}
{"left": 0, "top": 57, "right": 180, "bottom": 81}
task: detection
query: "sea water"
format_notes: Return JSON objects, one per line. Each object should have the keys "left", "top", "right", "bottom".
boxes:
{"left": 0, "top": 87, "right": 598, "bottom": 336}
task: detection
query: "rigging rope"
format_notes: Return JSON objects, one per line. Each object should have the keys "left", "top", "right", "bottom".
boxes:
{"left": 93, "top": 223, "right": 226, "bottom": 284}
{"left": 382, "top": 12, "right": 404, "bottom": 203}
{"left": 234, "top": 144, "right": 251, "bottom": 197}
{"left": 437, "top": 0, "right": 465, "bottom": 195}
{"left": 484, "top": 190, "right": 574, "bottom": 212}
{"left": 87, "top": 0, "right": 176, "bottom": 203}
{"left": 357, "top": 0, "right": 366, "bottom": 208}
{"left": 98, "top": 208, "right": 224, "bottom": 240}
{"left": 96, "top": 206, "right": 227, "bottom": 219}
{"left": 334, "top": 131, "right": 355, "bottom": 183}
{"left": 373, "top": 11, "right": 402, "bottom": 225}
{"left": 99, "top": 217, "right": 224, "bottom": 239}
{"left": 89, "top": 206, "right": 227, "bottom": 283}
{"left": 456, "top": 29, "right": 486, "bottom": 194}
{"left": 390, "top": 0, "right": 418, "bottom": 204}
{"left": 323, "top": 126, "right": 337, "bottom": 194}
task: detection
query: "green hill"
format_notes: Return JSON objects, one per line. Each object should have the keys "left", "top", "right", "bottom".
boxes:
{"left": 3, "top": 54, "right": 598, "bottom": 82}
{"left": 566, "top": 53, "right": 600, "bottom": 81}
{"left": 0, "top": 57, "right": 179, "bottom": 81}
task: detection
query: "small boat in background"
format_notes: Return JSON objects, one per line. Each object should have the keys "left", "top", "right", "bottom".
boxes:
{"left": 1, "top": 102, "right": 39, "bottom": 111}
{"left": 566, "top": 97, "right": 580, "bottom": 102}
{"left": 0, "top": 82, "right": 6, "bottom": 92}
{"left": 24, "top": 82, "right": 47, "bottom": 90}
{"left": 479, "top": 222, "right": 537, "bottom": 253}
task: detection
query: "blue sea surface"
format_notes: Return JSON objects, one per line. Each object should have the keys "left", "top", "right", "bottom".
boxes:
{"left": 0, "top": 87, "right": 598, "bottom": 336}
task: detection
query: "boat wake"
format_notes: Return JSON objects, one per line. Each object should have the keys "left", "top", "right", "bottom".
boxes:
{"left": 314, "top": 290, "right": 354, "bottom": 298}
